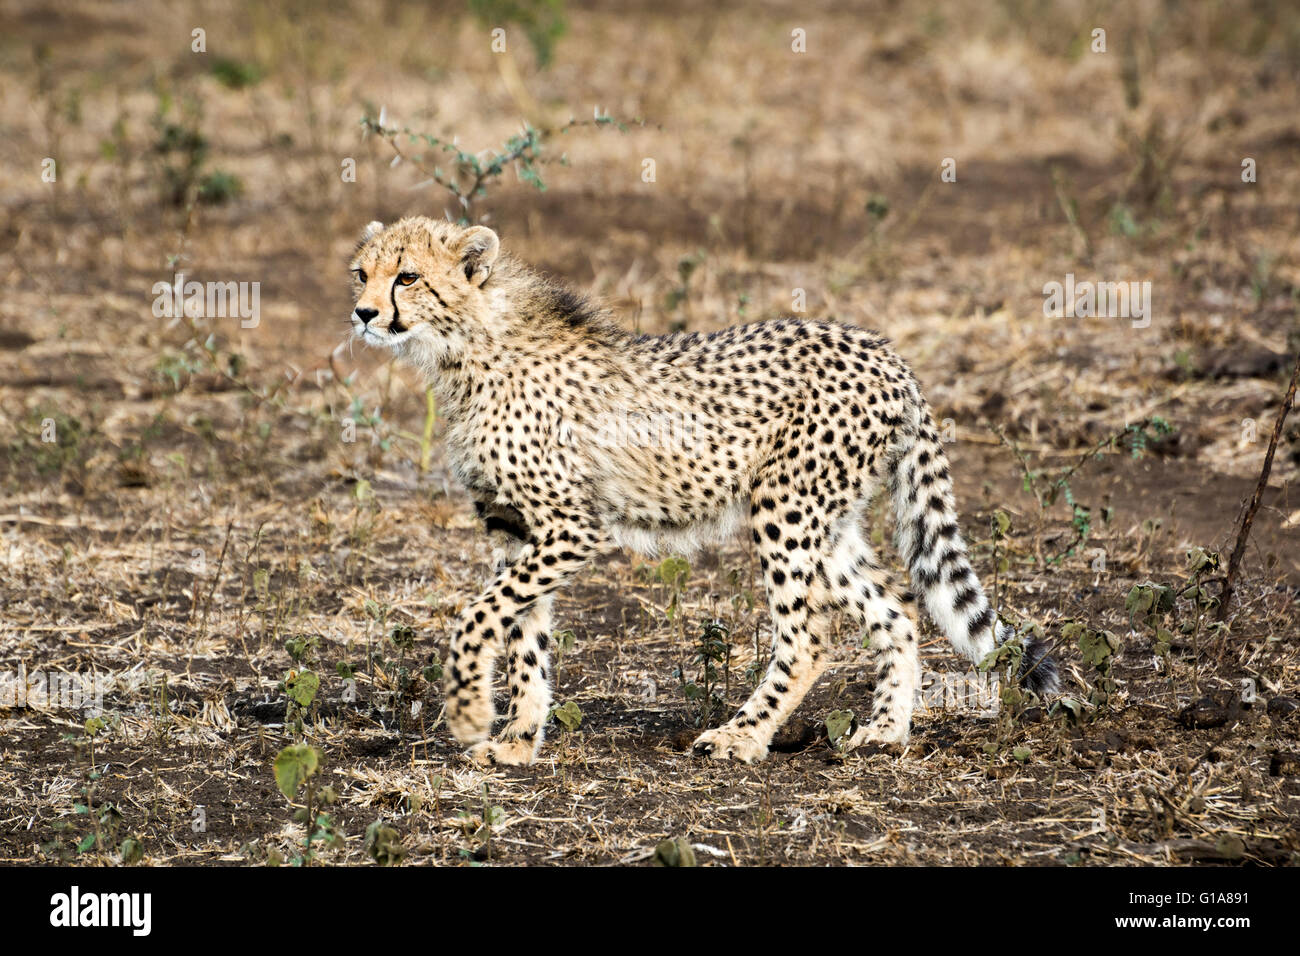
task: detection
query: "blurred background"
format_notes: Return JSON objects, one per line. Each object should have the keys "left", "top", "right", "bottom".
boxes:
{"left": 3, "top": 1, "right": 1299, "bottom": 467}
{"left": 2, "top": 0, "right": 1298, "bottom": 626}
{"left": 2, "top": 1, "right": 1298, "bottom": 477}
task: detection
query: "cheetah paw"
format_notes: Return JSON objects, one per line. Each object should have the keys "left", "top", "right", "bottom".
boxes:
{"left": 445, "top": 693, "right": 494, "bottom": 746}
{"left": 466, "top": 737, "right": 539, "bottom": 766}
{"left": 842, "top": 720, "right": 909, "bottom": 752}
{"left": 692, "top": 725, "right": 769, "bottom": 764}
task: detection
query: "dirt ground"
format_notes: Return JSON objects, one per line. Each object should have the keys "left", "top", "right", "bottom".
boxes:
{"left": 0, "top": 0, "right": 1298, "bottom": 866}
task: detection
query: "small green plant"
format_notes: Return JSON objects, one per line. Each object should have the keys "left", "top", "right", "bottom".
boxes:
{"left": 197, "top": 169, "right": 242, "bottom": 204}
{"left": 120, "top": 835, "right": 145, "bottom": 865}
{"left": 457, "top": 783, "right": 505, "bottom": 861}
{"left": 994, "top": 417, "right": 1172, "bottom": 566}
{"left": 69, "top": 784, "right": 125, "bottom": 858}
{"left": 1061, "top": 621, "right": 1121, "bottom": 712}
{"left": 151, "top": 84, "right": 241, "bottom": 208}
{"left": 664, "top": 251, "right": 705, "bottom": 328}
{"left": 1126, "top": 581, "right": 1176, "bottom": 649}
{"left": 674, "top": 619, "right": 730, "bottom": 728}
{"left": 698, "top": 620, "right": 730, "bottom": 726}
{"left": 1126, "top": 547, "right": 1224, "bottom": 695}
{"left": 274, "top": 743, "right": 343, "bottom": 865}
{"left": 45, "top": 721, "right": 140, "bottom": 863}
{"left": 385, "top": 622, "right": 417, "bottom": 726}
{"left": 653, "top": 836, "right": 697, "bottom": 867}
{"left": 210, "top": 57, "right": 265, "bottom": 90}
{"left": 151, "top": 88, "right": 205, "bottom": 206}
{"left": 7, "top": 407, "right": 93, "bottom": 483}
{"left": 551, "top": 627, "right": 576, "bottom": 687}
{"left": 656, "top": 555, "right": 691, "bottom": 640}
{"left": 548, "top": 699, "right": 583, "bottom": 737}
{"left": 364, "top": 819, "right": 405, "bottom": 866}
{"left": 467, "top": 0, "right": 568, "bottom": 67}
{"left": 284, "top": 670, "right": 320, "bottom": 736}
{"left": 283, "top": 633, "right": 322, "bottom": 738}
{"left": 363, "top": 107, "right": 639, "bottom": 223}
{"left": 154, "top": 349, "right": 204, "bottom": 392}
{"left": 82, "top": 715, "right": 107, "bottom": 773}
{"left": 364, "top": 110, "right": 632, "bottom": 223}
{"left": 1108, "top": 201, "right": 1141, "bottom": 238}
{"left": 285, "top": 633, "right": 321, "bottom": 666}
{"left": 61, "top": 715, "right": 118, "bottom": 779}
{"left": 978, "top": 627, "right": 1036, "bottom": 745}
{"left": 825, "top": 709, "right": 855, "bottom": 750}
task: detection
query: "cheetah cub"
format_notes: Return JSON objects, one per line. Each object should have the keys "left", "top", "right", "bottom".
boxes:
{"left": 349, "top": 216, "right": 1058, "bottom": 766}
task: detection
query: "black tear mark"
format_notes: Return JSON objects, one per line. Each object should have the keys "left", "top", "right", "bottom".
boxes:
{"left": 389, "top": 275, "right": 406, "bottom": 333}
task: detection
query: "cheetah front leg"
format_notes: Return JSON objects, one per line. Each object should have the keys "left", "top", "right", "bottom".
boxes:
{"left": 444, "top": 518, "right": 597, "bottom": 763}
{"left": 465, "top": 594, "right": 554, "bottom": 766}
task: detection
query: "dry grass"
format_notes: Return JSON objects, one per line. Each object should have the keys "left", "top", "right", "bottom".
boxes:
{"left": 0, "top": 0, "right": 1297, "bottom": 865}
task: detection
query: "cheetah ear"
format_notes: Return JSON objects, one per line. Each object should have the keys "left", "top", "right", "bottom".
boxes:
{"left": 358, "top": 220, "right": 384, "bottom": 244}
{"left": 457, "top": 226, "right": 499, "bottom": 287}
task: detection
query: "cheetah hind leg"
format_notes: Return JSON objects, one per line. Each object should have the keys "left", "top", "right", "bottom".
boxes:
{"left": 693, "top": 505, "right": 829, "bottom": 764}
{"left": 822, "top": 527, "right": 920, "bottom": 752}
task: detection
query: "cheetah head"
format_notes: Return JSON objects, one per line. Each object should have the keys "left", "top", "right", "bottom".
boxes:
{"left": 348, "top": 216, "right": 500, "bottom": 362}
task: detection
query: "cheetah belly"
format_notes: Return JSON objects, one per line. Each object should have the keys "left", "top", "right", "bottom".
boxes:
{"left": 606, "top": 501, "right": 747, "bottom": 558}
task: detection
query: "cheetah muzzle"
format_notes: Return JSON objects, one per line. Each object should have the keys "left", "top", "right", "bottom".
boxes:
{"left": 348, "top": 216, "right": 1060, "bottom": 767}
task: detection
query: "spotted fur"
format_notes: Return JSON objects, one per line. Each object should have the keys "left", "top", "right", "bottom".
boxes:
{"left": 348, "top": 216, "right": 1058, "bottom": 766}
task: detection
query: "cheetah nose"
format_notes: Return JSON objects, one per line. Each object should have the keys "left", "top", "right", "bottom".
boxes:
{"left": 354, "top": 307, "right": 378, "bottom": 325}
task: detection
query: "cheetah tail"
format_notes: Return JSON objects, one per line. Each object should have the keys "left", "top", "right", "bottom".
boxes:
{"left": 887, "top": 400, "right": 1060, "bottom": 696}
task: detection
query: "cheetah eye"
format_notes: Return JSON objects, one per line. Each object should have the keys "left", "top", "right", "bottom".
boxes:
{"left": 353, "top": 268, "right": 367, "bottom": 283}
{"left": 397, "top": 273, "right": 419, "bottom": 286}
